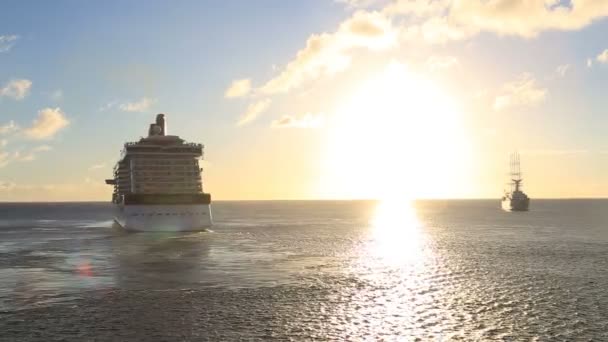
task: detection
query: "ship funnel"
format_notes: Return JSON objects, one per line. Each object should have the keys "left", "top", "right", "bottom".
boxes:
{"left": 155, "top": 114, "right": 166, "bottom": 136}
{"left": 148, "top": 123, "right": 161, "bottom": 136}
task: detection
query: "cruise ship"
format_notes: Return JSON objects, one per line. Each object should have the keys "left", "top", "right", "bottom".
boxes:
{"left": 501, "top": 152, "right": 530, "bottom": 212}
{"left": 105, "top": 114, "right": 212, "bottom": 231}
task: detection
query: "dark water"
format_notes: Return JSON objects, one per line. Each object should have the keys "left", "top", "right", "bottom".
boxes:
{"left": 1, "top": 200, "right": 607, "bottom": 341}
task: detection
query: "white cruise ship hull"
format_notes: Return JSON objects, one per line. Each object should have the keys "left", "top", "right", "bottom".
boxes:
{"left": 114, "top": 204, "right": 212, "bottom": 232}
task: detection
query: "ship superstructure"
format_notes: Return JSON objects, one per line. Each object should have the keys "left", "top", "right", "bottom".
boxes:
{"left": 501, "top": 152, "right": 530, "bottom": 212}
{"left": 105, "top": 114, "right": 212, "bottom": 231}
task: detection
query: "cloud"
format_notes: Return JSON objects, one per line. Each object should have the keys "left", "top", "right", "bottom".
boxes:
{"left": 587, "top": 58, "right": 593, "bottom": 68}
{"left": 472, "top": 89, "right": 488, "bottom": 100}
{"left": 0, "top": 179, "right": 109, "bottom": 201}
{"left": 280, "top": 0, "right": 608, "bottom": 91}
{"left": 0, "top": 152, "right": 10, "bottom": 168}
{"left": 447, "top": 0, "right": 608, "bottom": 39}
{"left": 0, "top": 79, "right": 32, "bottom": 100}
{"left": 597, "top": 49, "right": 608, "bottom": 64}
{"left": 335, "top": 0, "right": 378, "bottom": 9}
{"left": 235, "top": 0, "right": 608, "bottom": 127}
{"left": 493, "top": 73, "right": 547, "bottom": 111}
{"left": 98, "top": 101, "right": 118, "bottom": 112}
{"left": 24, "top": 107, "right": 70, "bottom": 140}
{"left": 89, "top": 163, "right": 106, "bottom": 170}
{"left": 258, "top": 11, "right": 396, "bottom": 95}
{"left": 353, "top": 1, "right": 608, "bottom": 42}
{"left": 16, "top": 145, "right": 52, "bottom": 162}
{"left": 238, "top": 99, "right": 272, "bottom": 126}
{"left": 521, "top": 149, "right": 590, "bottom": 156}
{"left": 242, "top": 0, "right": 608, "bottom": 98}
{"left": 224, "top": 79, "right": 252, "bottom": 98}
{"left": 119, "top": 97, "right": 157, "bottom": 112}
{"left": 13, "top": 151, "right": 35, "bottom": 162}
{"left": 49, "top": 89, "right": 63, "bottom": 102}
{"left": 272, "top": 113, "right": 326, "bottom": 128}
{"left": 0, "top": 121, "right": 19, "bottom": 135}
{"left": 33, "top": 145, "right": 52, "bottom": 152}
{"left": 0, "top": 35, "right": 18, "bottom": 53}
{"left": 0, "top": 145, "right": 51, "bottom": 168}
{"left": 425, "top": 55, "right": 459, "bottom": 71}
{"left": 555, "top": 64, "right": 571, "bottom": 77}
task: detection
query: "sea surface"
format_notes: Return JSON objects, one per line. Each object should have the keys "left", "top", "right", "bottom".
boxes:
{"left": 0, "top": 200, "right": 607, "bottom": 341}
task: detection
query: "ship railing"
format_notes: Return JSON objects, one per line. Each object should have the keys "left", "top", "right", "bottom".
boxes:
{"left": 184, "top": 143, "right": 203, "bottom": 148}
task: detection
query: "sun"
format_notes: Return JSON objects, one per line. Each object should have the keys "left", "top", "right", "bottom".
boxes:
{"left": 319, "top": 61, "right": 471, "bottom": 200}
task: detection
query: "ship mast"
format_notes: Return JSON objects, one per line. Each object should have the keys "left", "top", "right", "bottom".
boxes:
{"left": 509, "top": 152, "right": 523, "bottom": 192}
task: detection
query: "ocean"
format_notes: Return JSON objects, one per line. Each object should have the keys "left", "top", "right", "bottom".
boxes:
{"left": 0, "top": 200, "right": 607, "bottom": 341}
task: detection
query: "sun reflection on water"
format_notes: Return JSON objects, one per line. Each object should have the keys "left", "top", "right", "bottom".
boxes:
{"left": 369, "top": 198, "right": 426, "bottom": 266}
{"left": 339, "top": 199, "right": 446, "bottom": 338}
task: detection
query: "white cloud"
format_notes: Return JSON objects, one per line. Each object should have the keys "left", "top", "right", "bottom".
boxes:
{"left": 239, "top": 0, "right": 608, "bottom": 98}
{"left": 425, "top": 55, "right": 459, "bottom": 71}
{"left": 447, "top": 0, "right": 608, "bottom": 39}
{"left": 472, "top": 89, "right": 488, "bottom": 100}
{"left": 494, "top": 73, "right": 547, "bottom": 111}
{"left": 335, "top": 0, "right": 378, "bottom": 9}
{"left": 50, "top": 89, "right": 63, "bottom": 101}
{"left": 0, "top": 145, "right": 51, "bottom": 168}
{"left": 597, "top": 49, "right": 608, "bottom": 64}
{"left": 238, "top": 99, "right": 271, "bottom": 126}
{"left": 272, "top": 113, "right": 326, "bottom": 128}
{"left": 99, "top": 101, "right": 118, "bottom": 112}
{"left": 0, "top": 181, "right": 16, "bottom": 190}
{"left": 14, "top": 151, "right": 35, "bottom": 162}
{"left": 33, "top": 145, "right": 52, "bottom": 152}
{"left": 224, "top": 79, "right": 252, "bottom": 98}
{"left": 0, "top": 152, "right": 10, "bottom": 168}
{"left": 365, "top": 1, "right": 608, "bottom": 42}
{"left": 0, "top": 179, "right": 109, "bottom": 201}
{"left": 119, "top": 97, "right": 157, "bottom": 112}
{"left": 234, "top": 0, "right": 608, "bottom": 127}
{"left": 0, "top": 121, "right": 19, "bottom": 135}
{"left": 24, "top": 107, "right": 70, "bottom": 140}
{"left": 521, "top": 149, "right": 590, "bottom": 156}
{"left": 89, "top": 163, "right": 106, "bottom": 170}
{"left": 13, "top": 145, "right": 52, "bottom": 163}
{"left": 258, "top": 11, "right": 397, "bottom": 95}
{"left": 587, "top": 58, "right": 593, "bottom": 68}
{"left": 556, "top": 64, "right": 571, "bottom": 77}
{"left": 0, "top": 79, "right": 32, "bottom": 100}
{"left": 0, "top": 35, "right": 18, "bottom": 53}
{"left": 384, "top": 0, "right": 451, "bottom": 18}
{"left": 248, "top": 0, "right": 608, "bottom": 99}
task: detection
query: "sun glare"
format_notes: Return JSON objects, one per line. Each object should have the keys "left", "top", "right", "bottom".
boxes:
{"left": 370, "top": 199, "right": 424, "bottom": 265}
{"left": 320, "top": 61, "right": 471, "bottom": 200}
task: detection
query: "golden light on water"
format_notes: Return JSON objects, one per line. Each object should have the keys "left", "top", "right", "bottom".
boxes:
{"left": 320, "top": 61, "right": 472, "bottom": 200}
{"left": 370, "top": 198, "right": 425, "bottom": 265}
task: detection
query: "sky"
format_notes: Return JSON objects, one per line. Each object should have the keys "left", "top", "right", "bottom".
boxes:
{"left": 1, "top": 0, "right": 608, "bottom": 201}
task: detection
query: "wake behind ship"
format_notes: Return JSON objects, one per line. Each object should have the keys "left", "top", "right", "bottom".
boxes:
{"left": 501, "top": 152, "right": 530, "bottom": 212}
{"left": 105, "top": 114, "right": 212, "bottom": 231}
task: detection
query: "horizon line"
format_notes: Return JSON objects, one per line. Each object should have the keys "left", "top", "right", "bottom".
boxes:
{"left": 3, "top": 197, "right": 608, "bottom": 204}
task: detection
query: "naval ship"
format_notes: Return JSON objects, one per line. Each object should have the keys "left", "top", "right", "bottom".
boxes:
{"left": 105, "top": 114, "right": 212, "bottom": 231}
{"left": 501, "top": 152, "right": 530, "bottom": 212}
